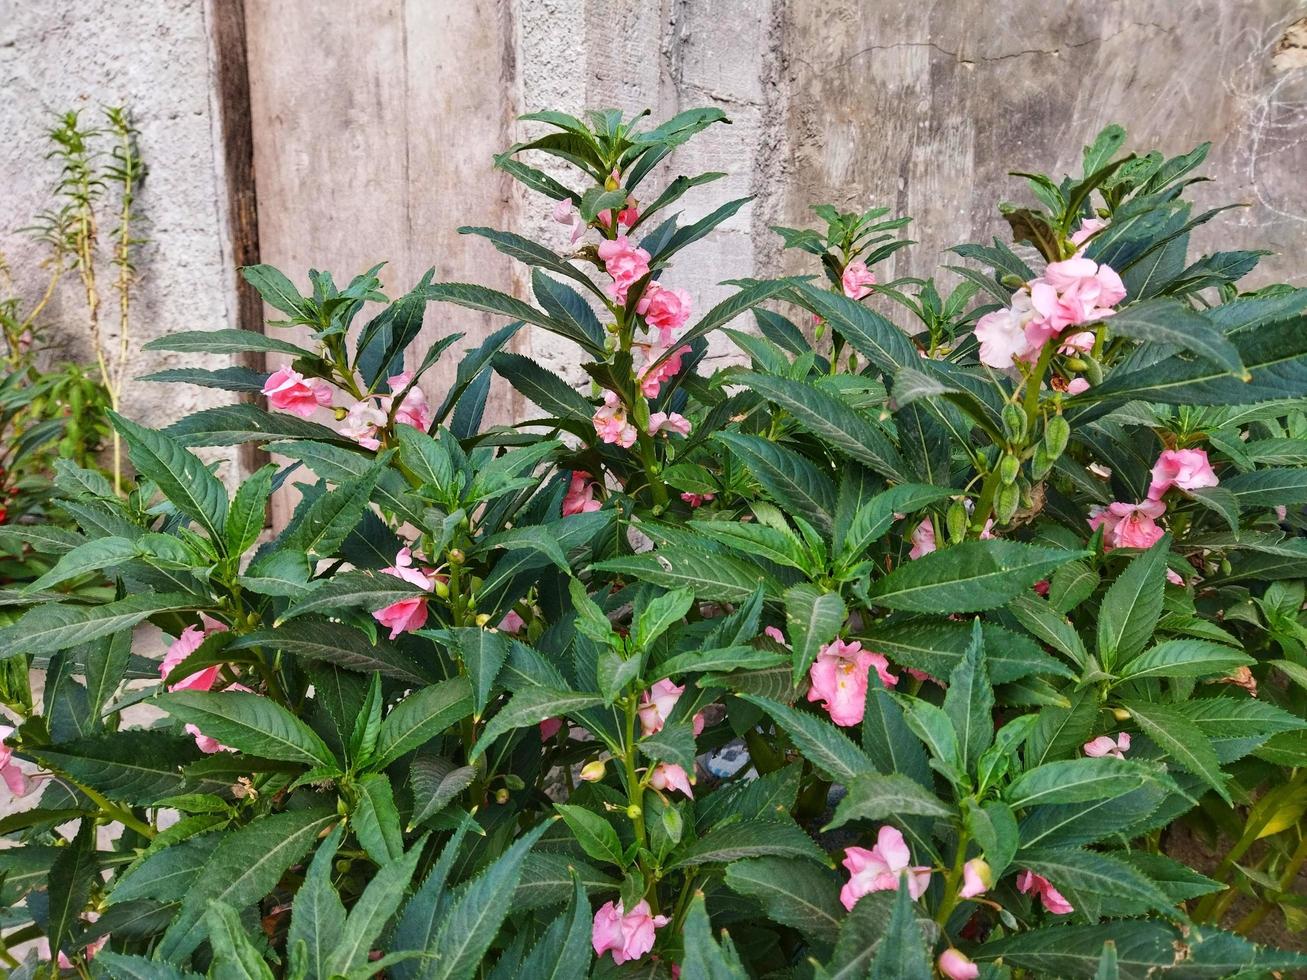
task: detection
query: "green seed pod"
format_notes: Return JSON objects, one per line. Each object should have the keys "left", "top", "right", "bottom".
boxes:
{"left": 996, "top": 483, "right": 1021, "bottom": 524}
{"left": 946, "top": 502, "right": 967, "bottom": 543}
{"left": 998, "top": 453, "right": 1020, "bottom": 486}
{"left": 1085, "top": 355, "right": 1104, "bottom": 386}
{"left": 1044, "top": 416, "right": 1070, "bottom": 459}
{"left": 1064, "top": 357, "right": 1089, "bottom": 372}
{"left": 1031, "top": 443, "right": 1054, "bottom": 480}
{"left": 1001, "top": 404, "right": 1026, "bottom": 442}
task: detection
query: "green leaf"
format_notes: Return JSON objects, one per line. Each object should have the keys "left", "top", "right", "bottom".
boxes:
{"left": 784, "top": 584, "right": 846, "bottom": 683}
{"left": 1116, "top": 639, "right": 1253, "bottom": 681}
{"left": 1104, "top": 299, "right": 1246, "bottom": 377}
{"left": 281, "top": 451, "right": 393, "bottom": 559}
{"left": 667, "top": 817, "right": 827, "bottom": 869}
{"left": 241, "top": 264, "right": 311, "bottom": 316}
{"left": 826, "top": 773, "right": 955, "bottom": 830}
{"left": 206, "top": 900, "right": 276, "bottom": 980}
{"left": 554, "top": 803, "right": 624, "bottom": 867}
{"left": 156, "top": 808, "right": 336, "bottom": 960}
{"left": 278, "top": 570, "right": 432, "bottom": 625}
{"left": 24, "top": 536, "right": 140, "bottom": 593}
{"left": 157, "top": 691, "right": 338, "bottom": 768}
{"left": 408, "top": 756, "right": 477, "bottom": 830}
{"left": 868, "top": 541, "right": 1083, "bottom": 613}
{"left": 225, "top": 463, "right": 276, "bottom": 557}
{"left": 288, "top": 825, "right": 347, "bottom": 980}
{"left": 591, "top": 548, "right": 776, "bottom": 603}
{"left": 229, "top": 620, "right": 433, "bottom": 685}
{"left": 143, "top": 328, "right": 315, "bottom": 359}
{"left": 863, "top": 679, "right": 931, "bottom": 788}
{"left": 740, "top": 694, "right": 873, "bottom": 783}
{"left": 141, "top": 366, "right": 270, "bottom": 393}
{"left": 868, "top": 878, "right": 933, "bottom": 980}
{"left": 0, "top": 592, "right": 197, "bottom": 656}
{"left": 655, "top": 645, "right": 785, "bottom": 681}
{"left": 516, "top": 874, "right": 594, "bottom": 979}
{"left": 111, "top": 412, "right": 226, "bottom": 544}
{"left": 1019, "top": 847, "right": 1178, "bottom": 920}
{"left": 1121, "top": 700, "right": 1230, "bottom": 804}
{"left": 46, "top": 820, "right": 95, "bottom": 964}
{"left": 639, "top": 720, "right": 698, "bottom": 771}
{"left": 636, "top": 587, "right": 696, "bottom": 649}
{"left": 165, "top": 404, "right": 351, "bottom": 448}
{"left": 471, "top": 686, "right": 603, "bottom": 760}
{"left": 1222, "top": 466, "right": 1307, "bottom": 508}
{"left": 1006, "top": 758, "right": 1157, "bottom": 809}
{"left": 1097, "top": 536, "right": 1170, "bottom": 670}
{"left": 480, "top": 525, "right": 570, "bottom": 572}
{"left": 795, "top": 282, "right": 919, "bottom": 372}
{"left": 737, "top": 372, "right": 906, "bottom": 480}
{"left": 942, "top": 619, "right": 994, "bottom": 770}
{"left": 723, "top": 857, "right": 843, "bottom": 945}
{"left": 679, "top": 891, "right": 750, "bottom": 979}
{"left": 715, "top": 432, "right": 836, "bottom": 534}
{"left": 374, "top": 677, "right": 475, "bottom": 770}
{"left": 976, "top": 921, "right": 1177, "bottom": 976}
{"left": 491, "top": 351, "right": 594, "bottom": 419}
{"left": 858, "top": 618, "right": 1073, "bottom": 684}
{"left": 31, "top": 731, "right": 201, "bottom": 805}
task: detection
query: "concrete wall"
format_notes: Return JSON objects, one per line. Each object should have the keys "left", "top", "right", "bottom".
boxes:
{"left": 0, "top": 0, "right": 244, "bottom": 482}
{"left": 2, "top": 0, "right": 1306, "bottom": 492}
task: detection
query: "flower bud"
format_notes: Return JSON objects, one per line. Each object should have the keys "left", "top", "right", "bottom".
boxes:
{"left": 946, "top": 501, "right": 968, "bottom": 544}
{"left": 998, "top": 453, "right": 1020, "bottom": 486}
{"left": 1044, "top": 416, "right": 1070, "bottom": 459}
{"left": 1113, "top": 707, "right": 1132, "bottom": 722}
{"left": 626, "top": 803, "right": 642, "bottom": 820}
{"left": 580, "top": 760, "right": 606, "bottom": 782}
{"left": 434, "top": 579, "right": 450, "bottom": 599}
{"left": 448, "top": 548, "right": 465, "bottom": 565}
{"left": 475, "top": 613, "right": 491, "bottom": 627}
{"left": 494, "top": 787, "right": 510, "bottom": 804}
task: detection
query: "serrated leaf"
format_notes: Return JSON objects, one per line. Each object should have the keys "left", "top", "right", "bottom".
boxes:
{"left": 667, "top": 817, "right": 827, "bottom": 869}
{"left": 0, "top": 592, "right": 197, "bottom": 657}
{"left": 112, "top": 412, "right": 226, "bottom": 544}
{"left": 723, "top": 857, "right": 843, "bottom": 945}
{"left": 1006, "top": 758, "right": 1158, "bottom": 809}
{"left": 740, "top": 694, "right": 873, "bottom": 783}
{"left": 157, "top": 691, "right": 338, "bottom": 768}
{"left": 784, "top": 584, "right": 846, "bottom": 683}
{"left": 1097, "top": 536, "right": 1169, "bottom": 670}
{"left": 1122, "top": 700, "right": 1230, "bottom": 804}
{"left": 826, "top": 773, "right": 955, "bottom": 830}
{"left": 868, "top": 542, "right": 1083, "bottom": 613}
{"left": 1117, "top": 639, "right": 1253, "bottom": 681}
{"left": 471, "top": 686, "right": 600, "bottom": 760}
{"left": 373, "top": 677, "right": 474, "bottom": 770}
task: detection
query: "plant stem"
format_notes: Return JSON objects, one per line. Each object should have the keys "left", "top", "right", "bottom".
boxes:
{"left": 934, "top": 826, "right": 971, "bottom": 927}
{"left": 622, "top": 697, "right": 647, "bottom": 848}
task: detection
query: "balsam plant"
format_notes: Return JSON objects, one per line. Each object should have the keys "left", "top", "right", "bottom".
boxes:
{"left": 0, "top": 111, "right": 1304, "bottom": 978}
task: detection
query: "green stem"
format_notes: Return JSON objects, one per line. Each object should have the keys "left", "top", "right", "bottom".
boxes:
{"left": 934, "top": 826, "right": 971, "bottom": 927}
{"left": 622, "top": 697, "right": 647, "bottom": 849}
{"left": 1023, "top": 342, "right": 1055, "bottom": 435}
{"left": 76, "top": 780, "right": 153, "bottom": 838}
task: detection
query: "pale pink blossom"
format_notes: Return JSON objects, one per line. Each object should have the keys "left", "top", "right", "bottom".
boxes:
{"left": 339, "top": 400, "right": 388, "bottom": 450}
{"left": 159, "top": 615, "right": 229, "bottom": 692}
{"left": 1058, "top": 331, "right": 1095, "bottom": 354}
{"left": 638, "top": 344, "right": 690, "bottom": 397}
{"left": 592, "top": 899, "right": 668, "bottom": 965}
{"left": 552, "top": 197, "right": 586, "bottom": 243}
{"left": 808, "top": 638, "right": 897, "bottom": 728}
{"left": 48, "top": 912, "right": 108, "bottom": 969}
{"left": 647, "top": 412, "right": 691, "bottom": 437}
{"left": 1027, "top": 257, "right": 1126, "bottom": 344}
{"left": 839, "top": 826, "right": 931, "bottom": 910}
{"left": 638, "top": 679, "right": 704, "bottom": 737}
{"left": 909, "top": 518, "right": 936, "bottom": 559}
{"left": 1147, "top": 448, "right": 1218, "bottom": 501}
{"left": 680, "top": 492, "right": 714, "bottom": 508}
{"left": 959, "top": 858, "right": 992, "bottom": 899}
{"left": 262, "top": 368, "right": 333, "bottom": 418}
{"left": 974, "top": 291, "right": 1037, "bottom": 368}
{"left": 637, "top": 283, "right": 692, "bottom": 345}
{"left": 1069, "top": 216, "right": 1109, "bottom": 248}
{"left": 498, "top": 610, "right": 525, "bottom": 633}
{"left": 0, "top": 724, "right": 33, "bottom": 798}
{"left": 597, "top": 199, "right": 640, "bottom": 230}
{"left": 382, "top": 373, "right": 433, "bottom": 432}
{"left": 1167, "top": 567, "right": 1186, "bottom": 586}
{"left": 939, "top": 949, "right": 980, "bottom": 980}
{"left": 1089, "top": 500, "right": 1166, "bottom": 550}
{"left": 1066, "top": 377, "right": 1091, "bottom": 395}
{"left": 764, "top": 626, "right": 787, "bottom": 645}
{"left": 187, "top": 723, "right": 231, "bottom": 755}
{"left": 593, "top": 391, "right": 638, "bottom": 448}
{"left": 597, "top": 236, "right": 651, "bottom": 304}
{"left": 1017, "top": 869, "right": 1074, "bottom": 914}
{"left": 1084, "top": 732, "right": 1131, "bottom": 759}
{"left": 649, "top": 762, "right": 694, "bottom": 797}
{"left": 841, "top": 260, "right": 877, "bottom": 300}
{"left": 374, "top": 547, "right": 435, "bottom": 639}
{"left": 563, "top": 471, "right": 603, "bottom": 516}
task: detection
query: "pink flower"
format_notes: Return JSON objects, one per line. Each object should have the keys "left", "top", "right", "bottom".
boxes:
{"left": 597, "top": 236, "right": 651, "bottom": 304}
{"left": 552, "top": 197, "right": 585, "bottom": 243}
{"left": 187, "top": 723, "right": 231, "bottom": 754}
{"left": 1017, "top": 869, "right": 1074, "bottom": 915}
{"left": 939, "top": 949, "right": 980, "bottom": 980}
{"left": 159, "top": 619, "right": 229, "bottom": 692}
{"left": 373, "top": 547, "right": 436, "bottom": 639}
{"left": 680, "top": 492, "right": 714, "bottom": 508}
{"left": 1083, "top": 732, "right": 1131, "bottom": 759}
{"left": 839, "top": 826, "right": 931, "bottom": 910}
{"left": 1148, "top": 448, "right": 1218, "bottom": 501}
{"left": 339, "top": 400, "right": 388, "bottom": 450}
{"left": 1058, "top": 330, "right": 1095, "bottom": 354}
{"left": 49, "top": 912, "right": 108, "bottom": 969}
{"left": 0, "top": 724, "right": 33, "bottom": 798}
{"left": 383, "top": 373, "right": 433, "bottom": 432}
{"left": 598, "top": 199, "right": 640, "bottom": 230}
{"left": 592, "top": 899, "right": 668, "bottom": 965}
{"left": 262, "top": 368, "right": 333, "bottom": 418}
{"left": 563, "top": 471, "right": 603, "bottom": 516}
{"left": 649, "top": 762, "right": 694, "bottom": 797}
{"left": 974, "top": 291, "right": 1037, "bottom": 368}
{"left": 498, "top": 610, "right": 525, "bottom": 633}
{"left": 959, "top": 858, "right": 992, "bottom": 899}
{"left": 647, "top": 412, "right": 691, "bottom": 437}
{"left": 1027, "top": 257, "right": 1125, "bottom": 343}
{"left": 539, "top": 717, "right": 563, "bottom": 741}
{"left": 638, "top": 344, "right": 690, "bottom": 397}
{"left": 1090, "top": 500, "right": 1166, "bottom": 550}
{"left": 764, "top": 626, "right": 787, "bottom": 645}
{"left": 638, "top": 679, "right": 705, "bottom": 737}
{"left": 637, "top": 283, "right": 692, "bottom": 344}
{"left": 808, "top": 638, "right": 897, "bottom": 728}
{"left": 841, "top": 260, "right": 877, "bottom": 300}
{"left": 909, "top": 518, "right": 936, "bottom": 559}
{"left": 1069, "top": 216, "right": 1109, "bottom": 249}
{"left": 1066, "top": 377, "right": 1091, "bottom": 395}
{"left": 593, "top": 391, "right": 638, "bottom": 448}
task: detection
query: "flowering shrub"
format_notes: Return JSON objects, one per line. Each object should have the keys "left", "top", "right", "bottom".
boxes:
{"left": 0, "top": 110, "right": 1306, "bottom": 977}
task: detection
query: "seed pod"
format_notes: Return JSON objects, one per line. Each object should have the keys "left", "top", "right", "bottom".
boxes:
{"left": 946, "top": 501, "right": 968, "bottom": 543}
{"left": 998, "top": 453, "right": 1020, "bottom": 486}
{"left": 1001, "top": 404, "right": 1026, "bottom": 442}
{"left": 1064, "top": 357, "right": 1089, "bottom": 372}
{"left": 1085, "top": 355, "right": 1104, "bottom": 386}
{"left": 1044, "top": 416, "right": 1070, "bottom": 459}
{"left": 1031, "top": 443, "right": 1054, "bottom": 480}
{"left": 996, "top": 483, "right": 1021, "bottom": 524}
{"left": 580, "top": 760, "right": 606, "bottom": 782}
